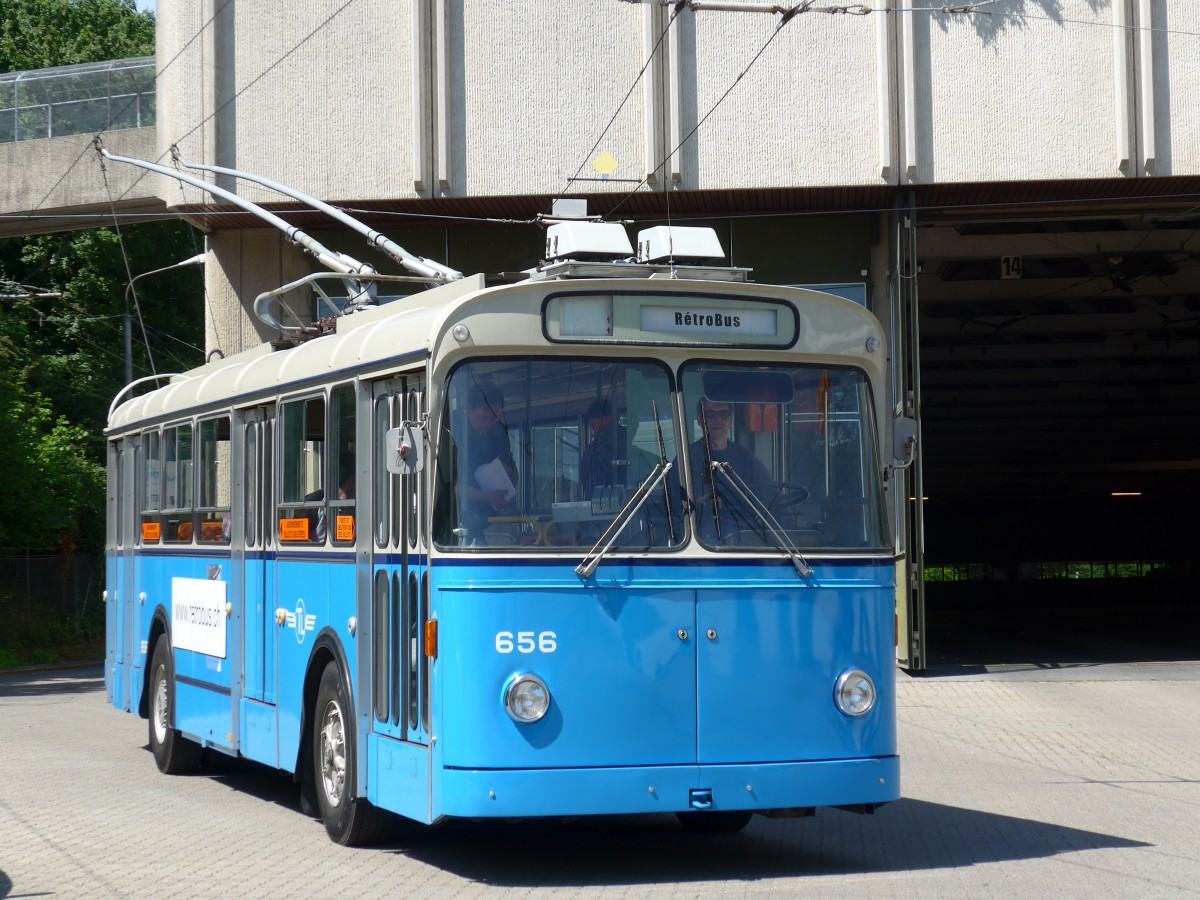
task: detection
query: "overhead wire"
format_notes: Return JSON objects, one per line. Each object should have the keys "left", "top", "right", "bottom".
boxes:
{"left": 606, "top": 4, "right": 798, "bottom": 221}
{"left": 3, "top": 0, "right": 1197, "bottom": 235}
{"left": 97, "top": 151, "right": 157, "bottom": 376}
{"left": 555, "top": 1, "right": 684, "bottom": 213}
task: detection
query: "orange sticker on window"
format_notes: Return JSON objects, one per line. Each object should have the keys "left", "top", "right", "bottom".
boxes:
{"left": 335, "top": 515, "right": 355, "bottom": 542}
{"left": 279, "top": 518, "right": 310, "bottom": 541}
{"left": 142, "top": 521, "right": 161, "bottom": 542}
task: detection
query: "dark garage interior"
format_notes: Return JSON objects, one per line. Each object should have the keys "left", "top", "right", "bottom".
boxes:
{"left": 914, "top": 201, "right": 1200, "bottom": 667}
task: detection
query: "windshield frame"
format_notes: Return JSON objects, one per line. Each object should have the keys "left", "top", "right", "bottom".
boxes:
{"left": 431, "top": 354, "right": 686, "bottom": 554}
{"left": 679, "top": 359, "right": 890, "bottom": 554}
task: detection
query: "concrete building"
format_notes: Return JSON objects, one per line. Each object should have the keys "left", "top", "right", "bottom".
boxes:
{"left": 4, "top": 1, "right": 1198, "bottom": 668}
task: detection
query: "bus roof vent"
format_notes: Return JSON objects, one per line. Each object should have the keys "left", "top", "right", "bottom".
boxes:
{"left": 636, "top": 226, "right": 725, "bottom": 264}
{"left": 545, "top": 222, "right": 633, "bottom": 262}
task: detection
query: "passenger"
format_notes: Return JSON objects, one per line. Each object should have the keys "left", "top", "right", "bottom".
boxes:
{"left": 306, "top": 475, "right": 354, "bottom": 543}
{"left": 461, "top": 382, "right": 517, "bottom": 542}
{"left": 580, "top": 398, "right": 618, "bottom": 499}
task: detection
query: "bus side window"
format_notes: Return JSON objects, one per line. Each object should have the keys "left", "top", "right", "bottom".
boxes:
{"left": 141, "top": 429, "right": 162, "bottom": 544}
{"left": 329, "top": 384, "right": 356, "bottom": 544}
{"left": 163, "top": 423, "right": 195, "bottom": 542}
{"left": 279, "top": 396, "right": 326, "bottom": 543}
{"left": 197, "top": 416, "right": 231, "bottom": 543}
{"left": 373, "top": 395, "right": 390, "bottom": 548}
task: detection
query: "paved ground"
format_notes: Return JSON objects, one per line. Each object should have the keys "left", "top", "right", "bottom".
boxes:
{"left": 1, "top": 661, "right": 1198, "bottom": 898}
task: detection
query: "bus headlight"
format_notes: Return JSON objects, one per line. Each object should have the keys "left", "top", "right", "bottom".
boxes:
{"left": 834, "top": 669, "right": 876, "bottom": 717}
{"left": 504, "top": 674, "right": 551, "bottom": 724}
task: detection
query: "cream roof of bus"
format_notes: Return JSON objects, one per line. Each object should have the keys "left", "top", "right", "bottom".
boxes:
{"left": 106, "top": 274, "right": 886, "bottom": 434}
{"left": 105, "top": 275, "right": 488, "bottom": 433}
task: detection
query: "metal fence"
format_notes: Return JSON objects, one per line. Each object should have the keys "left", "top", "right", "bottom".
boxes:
{"left": 0, "top": 552, "right": 103, "bottom": 633}
{"left": 0, "top": 56, "right": 155, "bottom": 144}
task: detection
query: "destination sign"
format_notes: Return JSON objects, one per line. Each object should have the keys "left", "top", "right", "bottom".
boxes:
{"left": 639, "top": 305, "right": 777, "bottom": 336}
{"left": 545, "top": 292, "right": 796, "bottom": 347}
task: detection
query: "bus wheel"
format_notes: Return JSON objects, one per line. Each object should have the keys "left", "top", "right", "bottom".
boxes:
{"left": 675, "top": 810, "right": 753, "bottom": 833}
{"left": 148, "top": 634, "right": 203, "bottom": 774}
{"left": 312, "top": 661, "right": 390, "bottom": 845}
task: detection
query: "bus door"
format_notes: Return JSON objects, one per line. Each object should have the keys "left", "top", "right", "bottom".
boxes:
{"left": 366, "top": 378, "right": 430, "bottom": 819}
{"left": 238, "top": 407, "right": 280, "bottom": 763}
{"left": 106, "top": 437, "right": 137, "bottom": 711}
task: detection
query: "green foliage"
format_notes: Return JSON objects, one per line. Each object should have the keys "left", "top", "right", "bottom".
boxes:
{"left": 7, "top": 223, "right": 205, "bottom": 431}
{"left": 0, "top": 220, "right": 204, "bottom": 553}
{"left": 0, "top": 0, "right": 153, "bottom": 73}
{"left": 0, "top": 350, "right": 105, "bottom": 552}
{"left": 0, "top": 591, "right": 104, "bottom": 667}
{"left": 0, "top": 0, "right": 169, "bottom": 665}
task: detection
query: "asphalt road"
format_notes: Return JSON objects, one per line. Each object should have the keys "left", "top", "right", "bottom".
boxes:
{"left": 2, "top": 662, "right": 1198, "bottom": 898}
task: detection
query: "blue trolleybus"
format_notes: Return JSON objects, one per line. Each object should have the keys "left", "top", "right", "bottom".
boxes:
{"left": 105, "top": 218, "right": 911, "bottom": 845}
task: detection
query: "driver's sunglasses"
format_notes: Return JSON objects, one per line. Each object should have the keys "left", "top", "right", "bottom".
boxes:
{"left": 704, "top": 409, "right": 732, "bottom": 421}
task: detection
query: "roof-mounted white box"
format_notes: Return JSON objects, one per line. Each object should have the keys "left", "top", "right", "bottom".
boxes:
{"left": 545, "top": 222, "right": 633, "bottom": 261}
{"left": 636, "top": 226, "right": 725, "bottom": 264}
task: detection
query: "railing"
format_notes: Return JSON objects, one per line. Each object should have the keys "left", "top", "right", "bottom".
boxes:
{"left": 0, "top": 56, "right": 155, "bottom": 144}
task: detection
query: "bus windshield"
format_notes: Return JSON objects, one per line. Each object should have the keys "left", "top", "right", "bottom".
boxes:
{"left": 433, "top": 358, "right": 684, "bottom": 551}
{"left": 680, "top": 361, "right": 888, "bottom": 551}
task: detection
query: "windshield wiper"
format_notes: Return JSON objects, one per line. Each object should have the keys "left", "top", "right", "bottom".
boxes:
{"left": 576, "top": 400, "right": 677, "bottom": 579}
{"left": 575, "top": 460, "right": 673, "bottom": 579}
{"left": 707, "top": 461, "right": 814, "bottom": 578}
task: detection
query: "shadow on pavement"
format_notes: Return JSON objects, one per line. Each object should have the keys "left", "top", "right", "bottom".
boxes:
{"left": 363, "top": 800, "right": 1149, "bottom": 885}
{"left": 0, "top": 664, "right": 104, "bottom": 697}
{"left": 166, "top": 760, "right": 1153, "bottom": 885}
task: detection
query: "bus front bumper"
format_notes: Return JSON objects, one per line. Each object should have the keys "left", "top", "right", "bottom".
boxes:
{"left": 435, "top": 755, "right": 900, "bottom": 820}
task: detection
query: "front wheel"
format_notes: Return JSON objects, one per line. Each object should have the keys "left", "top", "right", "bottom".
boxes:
{"left": 311, "top": 661, "right": 391, "bottom": 845}
{"left": 148, "top": 634, "right": 203, "bottom": 774}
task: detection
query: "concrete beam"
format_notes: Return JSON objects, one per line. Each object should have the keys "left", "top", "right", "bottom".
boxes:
{"left": 0, "top": 126, "right": 168, "bottom": 238}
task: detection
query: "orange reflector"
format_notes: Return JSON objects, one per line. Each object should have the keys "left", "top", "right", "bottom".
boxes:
{"left": 424, "top": 619, "right": 438, "bottom": 658}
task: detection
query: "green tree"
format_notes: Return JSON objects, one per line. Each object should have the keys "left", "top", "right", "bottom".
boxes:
{"left": 0, "top": 0, "right": 153, "bottom": 72}
{"left": 6, "top": 222, "right": 205, "bottom": 436}
{"left": 0, "top": 0, "right": 203, "bottom": 560}
{"left": 0, "top": 350, "right": 105, "bottom": 553}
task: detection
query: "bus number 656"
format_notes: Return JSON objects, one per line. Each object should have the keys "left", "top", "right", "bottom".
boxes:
{"left": 495, "top": 631, "right": 557, "bottom": 654}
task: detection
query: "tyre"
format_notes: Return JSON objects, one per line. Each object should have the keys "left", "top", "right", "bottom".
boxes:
{"left": 312, "top": 661, "right": 391, "bottom": 845}
{"left": 675, "top": 810, "right": 754, "bottom": 834}
{"left": 148, "top": 634, "right": 204, "bottom": 774}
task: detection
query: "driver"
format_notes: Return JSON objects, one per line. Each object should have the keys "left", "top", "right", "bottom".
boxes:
{"left": 684, "top": 398, "right": 809, "bottom": 547}
{"left": 689, "top": 399, "right": 770, "bottom": 488}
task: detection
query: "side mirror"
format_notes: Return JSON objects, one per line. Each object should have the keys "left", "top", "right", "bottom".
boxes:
{"left": 892, "top": 416, "right": 917, "bottom": 469}
{"left": 385, "top": 424, "right": 425, "bottom": 474}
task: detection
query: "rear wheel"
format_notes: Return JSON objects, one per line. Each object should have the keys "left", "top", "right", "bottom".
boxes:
{"left": 675, "top": 810, "right": 753, "bottom": 833}
{"left": 148, "top": 634, "right": 204, "bottom": 774}
{"left": 312, "top": 661, "right": 391, "bottom": 845}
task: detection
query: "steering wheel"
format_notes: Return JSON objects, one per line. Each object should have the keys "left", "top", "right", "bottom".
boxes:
{"left": 748, "top": 482, "right": 810, "bottom": 511}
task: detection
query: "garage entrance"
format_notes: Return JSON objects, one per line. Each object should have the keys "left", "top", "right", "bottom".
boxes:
{"left": 910, "top": 199, "right": 1200, "bottom": 670}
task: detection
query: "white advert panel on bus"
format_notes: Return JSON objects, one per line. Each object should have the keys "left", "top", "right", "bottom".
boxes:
{"left": 171, "top": 577, "right": 228, "bottom": 658}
